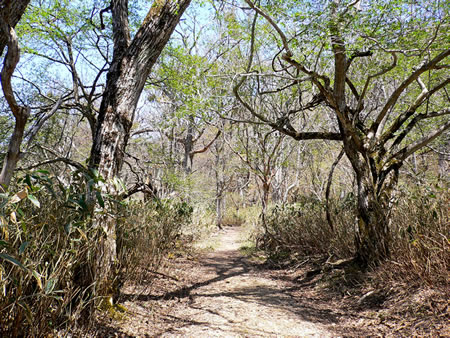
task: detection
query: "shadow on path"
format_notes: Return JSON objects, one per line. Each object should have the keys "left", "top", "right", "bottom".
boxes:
{"left": 117, "top": 227, "right": 343, "bottom": 338}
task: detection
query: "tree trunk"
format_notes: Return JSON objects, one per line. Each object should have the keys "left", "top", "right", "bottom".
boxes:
{"left": 182, "top": 118, "right": 195, "bottom": 174}
{"left": 0, "top": 112, "right": 29, "bottom": 189}
{"left": 260, "top": 180, "right": 270, "bottom": 218}
{"left": 344, "top": 142, "right": 399, "bottom": 267}
{"left": 216, "top": 191, "right": 224, "bottom": 228}
{"left": 88, "top": 0, "right": 191, "bottom": 299}
{"left": 353, "top": 168, "right": 391, "bottom": 267}
{"left": 214, "top": 137, "right": 225, "bottom": 229}
{"left": 0, "top": 1, "right": 30, "bottom": 190}
{"left": 0, "top": 0, "right": 30, "bottom": 56}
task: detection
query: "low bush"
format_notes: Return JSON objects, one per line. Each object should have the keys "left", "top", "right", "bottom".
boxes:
{"left": 258, "top": 195, "right": 356, "bottom": 262}
{"left": 0, "top": 170, "right": 99, "bottom": 336}
{"left": 116, "top": 198, "right": 193, "bottom": 288}
{"left": 256, "top": 182, "right": 449, "bottom": 287}
{"left": 0, "top": 169, "right": 195, "bottom": 336}
{"left": 381, "top": 182, "right": 449, "bottom": 287}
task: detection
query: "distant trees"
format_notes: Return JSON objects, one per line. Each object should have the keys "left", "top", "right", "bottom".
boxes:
{"left": 235, "top": 0, "right": 449, "bottom": 266}
{"left": 148, "top": 43, "right": 221, "bottom": 174}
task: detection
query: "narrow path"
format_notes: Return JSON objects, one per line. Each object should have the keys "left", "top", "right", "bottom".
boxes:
{"left": 110, "top": 227, "right": 337, "bottom": 337}
{"left": 159, "top": 227, "right": 332, "bottom": 337}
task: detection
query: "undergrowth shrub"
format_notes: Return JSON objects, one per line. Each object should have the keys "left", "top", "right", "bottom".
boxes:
{"left": 239, "top": 205, "right": 262, "bottom": 240}
{"left": 0, "top": 170, "right": 99, "bottom": 336}
{"left": 0, "top": 170, "right": 195, "bottom": 336}
{"left": 381, "top": 182, "right": 449, "bottom": 286}
{"left": 221, "top": 209, "right": 245, "bottom": 227}
{"left": 116, "top": 199, "right": 193, "bottom": 286}
{"left": 258, "top": 195, "right": 355, "bottom": 262}
{"left": 257, "top": 182, "right": 448, "bottom": 287}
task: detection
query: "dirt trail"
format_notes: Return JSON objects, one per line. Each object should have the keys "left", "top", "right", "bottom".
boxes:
{"left": 109, "top": 227, "right": 339, "bottom": 337}
{"left": 160, "top": 227, "right": 334, "bottom": 337}
{"left": 97, "top": 226, "right": 448, "bottom": 337}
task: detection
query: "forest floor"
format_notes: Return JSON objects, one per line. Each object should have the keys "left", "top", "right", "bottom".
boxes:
{"left": 95, "top": 226, "right": 449, "bottom": 337}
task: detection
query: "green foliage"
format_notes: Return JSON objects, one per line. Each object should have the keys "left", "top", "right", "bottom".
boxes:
{"left": 0, "top": 170, "right": 99, "bottom": 336}
{"left": 0, "top": 168, "right": 195, "bottom": 336}
{"left": 150, "top": 43, "right": 219, "bottom": 126}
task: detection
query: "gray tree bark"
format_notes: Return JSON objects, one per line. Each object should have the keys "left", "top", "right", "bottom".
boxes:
{"left": 88, "top": 0, "right": 191, "bottom": 299}
{"left": 0, "top": 0, "right": 30, "bottom": 56}
{"left": 0, "top": 0, "right": 31, "bottom": 190}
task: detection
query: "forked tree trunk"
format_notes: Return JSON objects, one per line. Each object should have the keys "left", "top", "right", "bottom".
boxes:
{"left": 89, "top": 0, "right": 191, "bottom": 299}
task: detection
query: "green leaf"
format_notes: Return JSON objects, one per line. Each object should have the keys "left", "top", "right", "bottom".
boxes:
{"left": 34, "top": 169, "right": 50, "bottom": 175}
{"left": 45, "top": 277, "right": 57, "bottom": 294}
{"left": 0, "top": 253, "right": 27, "bottom": 270}
{"left": 96, "top": 191, "right": 105, "bottom": 208}
{"left": 27, "top": 194, "right": 40, "bottom": 208}
{"left": 25, "top": 174, "right": 32, "bottom": 188}
{"left": 76, "top": 197, "right": 88, "bottom": 211}
{"left": 19, "top": 241, "right": 29, "bottom": 255}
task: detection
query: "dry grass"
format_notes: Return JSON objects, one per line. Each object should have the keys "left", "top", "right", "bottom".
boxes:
{"left": 377, "top": 183, "right": 449, "bottom": 287}
{"left": 258, "top": 195, "right": 356, "bottom": 262}
{"left": 116, "top": 199, "right": 193, "bottom": 291}
{"left": 256, "top": 181, "right": 449, "bottom": 287}
{"left": 0, "top": 171, "right": 195, "bottom": 337}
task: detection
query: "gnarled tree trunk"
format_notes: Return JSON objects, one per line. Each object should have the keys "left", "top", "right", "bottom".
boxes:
{"left": 88, "top": 0, "right": 191, "bottom": 299}
{"left": 344, "top": 143, "right": 400, "bottom": 267}
{"left": 0, "top": 0, "right": 31, "bottom": 190}
{"left": 354, "top": 166, "right": 390, "bottom": 266}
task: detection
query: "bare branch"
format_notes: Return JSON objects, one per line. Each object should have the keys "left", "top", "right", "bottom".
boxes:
{"left": 372, "top": 48, "right": 450, "bottom": 134}
{"left": 25, "top": 96, "right": 63, "bottom": 150}
{"left": 99, "top": 3, "right": 113, "bottom": 30}
{"left": 131, "top": 128, "right": 156, "bottom": 137}
{"left": 380, "top": 77, "right": 450, "bottom": 145}
{"left": 347, "top": 50, "right": 373, "bottom": 70}
{"left": 190, "top": 130, "right": 222, "bottom": 156}
{"left": 357, "top": 51, "right": 397, "bottom": 113}
{"left": 388, "top": 108, "right": 450, "bottom": 151}
{"left": 16, "top": 157, "right": 87, "bottom": 173}
{"left": 325, "top": 148, "right": 345, "bottom": 232}
{"left": 390, "top": 119, "right": 450, "bottom": 162}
